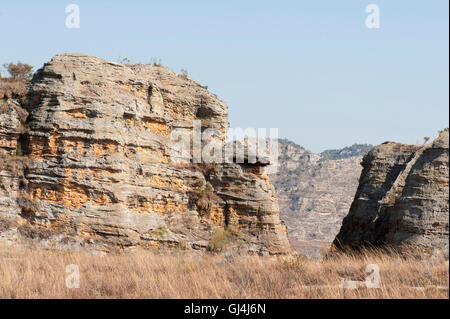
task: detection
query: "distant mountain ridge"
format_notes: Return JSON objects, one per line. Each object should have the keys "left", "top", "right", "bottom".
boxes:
{"left": 320, "top": 144, "right": 374, "bottom": 160}
{"left": 271, "top": 139, "right": 373, "bottom": 257}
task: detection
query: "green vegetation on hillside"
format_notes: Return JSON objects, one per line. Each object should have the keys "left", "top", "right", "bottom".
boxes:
{"left": 320, "top": 143, "right": 373, "bottom": 160}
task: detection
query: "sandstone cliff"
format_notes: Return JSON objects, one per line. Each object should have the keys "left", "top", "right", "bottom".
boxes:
{"left": 270, "top": 139, "right": 371, "bottom": 257}
{"left": 333, "top": 134, "right": 449, "bottom": 256}
{"left": 0, "top": 79, "right": 29, "bottom": 244}
{"left": 0, "top": 54, "right": 291, "bottom": 255}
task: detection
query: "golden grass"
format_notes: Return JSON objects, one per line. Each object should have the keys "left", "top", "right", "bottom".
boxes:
{"left": 0, "top": 246, "right": 447, "bottom": 299}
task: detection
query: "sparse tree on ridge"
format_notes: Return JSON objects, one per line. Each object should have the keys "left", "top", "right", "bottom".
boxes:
{"left": 438, "top": 127, "right": 449, "bottom": 135}
{"left": 180, "top": 68, "right": 189, "bottom": 78}
{"left": 2, "top": 62, "right": 33, "bottom": 79}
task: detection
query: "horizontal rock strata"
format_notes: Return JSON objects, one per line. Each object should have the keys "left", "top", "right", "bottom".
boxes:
{"left": 0, "top": 54, "right": 291, "bottom": 255}
{"left": 333, "top": 135, "right": 449, "bottom": 256}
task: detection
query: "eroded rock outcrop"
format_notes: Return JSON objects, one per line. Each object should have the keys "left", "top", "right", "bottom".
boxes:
{"left": 333, "top": 134, "right": 449, "bottom": 255}
{"left": 0, "top": 79, "right": 29, "bottom": 243}
{"left": 0, "top": 54, "right": 291, "bottom": 254}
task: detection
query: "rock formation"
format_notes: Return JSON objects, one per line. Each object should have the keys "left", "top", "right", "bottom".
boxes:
{"left": 0, "top": 54, "right": 291, "bottom": 255}
{"left": 1, "top": 79, "right": 29, "bottom": 244}
{"left": 270, "top": 139, "right": 372, "bottom": 257}
{"left": 333, "top": 134, "right": 449, "bottom": 256}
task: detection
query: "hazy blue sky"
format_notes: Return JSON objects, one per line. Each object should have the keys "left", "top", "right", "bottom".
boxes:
{"left": 1, "top": 1, "right": 448, "bottom": 152}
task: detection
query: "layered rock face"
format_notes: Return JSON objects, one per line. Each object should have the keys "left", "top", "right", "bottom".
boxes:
{"left": 0, "top": 79, "right": 28, "bottom": 154}
{"left": 0, "top": 54, "right": 291, "bottom": 254}
{"left": 270, "top": 139, "right": 371, "bottom": 257}
{"left": 0, "top": 79, "right": 29, "bottom": 243}
{"left": 334, "top": 135, "right": 449, "bottom": 255}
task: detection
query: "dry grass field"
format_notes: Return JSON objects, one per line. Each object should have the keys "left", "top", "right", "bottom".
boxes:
{"left": 0, "top": 246, "right": 448, "bottom": 299}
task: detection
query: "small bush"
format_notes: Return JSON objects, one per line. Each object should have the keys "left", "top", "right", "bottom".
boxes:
{"left": 195, "top": 163, "right": 218, "bottom": 178}
{"left": 152, "top": 228, "right": 167, "bottom": 238}
{"left": 191, "top": 178, "right": 217, "bottom": 218}
{"left": 0, "top": 78, "right": 28, "bottom": 101}
{"left": 204, "top": 182, "right": 213, "bottom": 193}
{"left": 151, "top": 57, "right": 162, "bottom": 67}
{"left": 280, "top": 254, "right": 308, "bottom": 271}
{"left": 16, "top": 142, "right": 23, "bottom": 157}
{"left": 208, "top": 228, "right": 232, "bottom": 252}
{"left": 438, "top": 128, "right": 449, "bottom": 135}
{"left": 177, "top": 241, "right": 190, "bottom": 251}
{"left": 193, "top": 179, "right": 204, "bottom": 188}
{"left": 117, "top": 56, "right": 131, "bottom": 64}
{"left": 180, "top": 69, "right": 189, "bottom": 78}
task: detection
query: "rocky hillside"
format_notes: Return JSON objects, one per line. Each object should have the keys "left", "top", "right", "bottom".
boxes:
{"left": 270, "top": 139, "right": 372, "bottom": 257}
{"left": 333, "top": 134, "right": 449, "bottom": 257}
{"left": 0, "top": 54, "right": 291, "bottom": 255}
{"left": 320, "top": 144, "right": 374, "bottom": 160}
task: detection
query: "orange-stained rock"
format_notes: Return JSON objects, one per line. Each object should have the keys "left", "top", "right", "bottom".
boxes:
{"left": 0, "top": 54, "right": 291, "bottom": 255}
